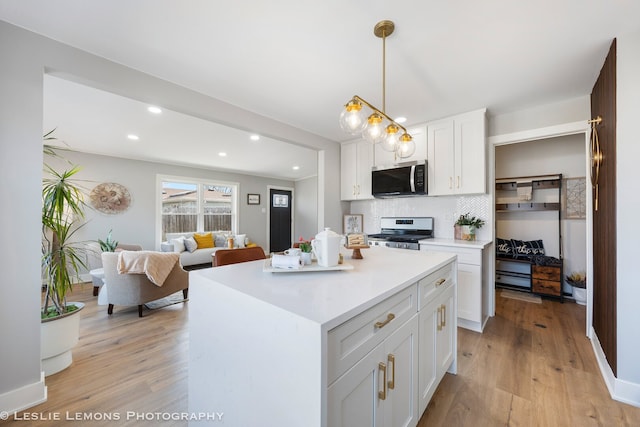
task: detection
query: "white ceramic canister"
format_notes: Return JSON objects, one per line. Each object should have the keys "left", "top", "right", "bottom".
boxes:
{"left": 311, "top": 227, "right": 342, "bottom": 267}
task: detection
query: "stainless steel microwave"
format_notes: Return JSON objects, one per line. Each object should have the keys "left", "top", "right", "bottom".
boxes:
{"left": 371, "top": 161, "right": 427, "bottom": 198}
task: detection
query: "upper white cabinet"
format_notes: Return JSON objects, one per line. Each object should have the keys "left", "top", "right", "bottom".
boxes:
{"left": 427, "top": 109, "right": 487, "bottom": 195}
{"left": 374, "top": 124, "right": 428, "bottom": 168}
{"left": 341, "top": 139, "right": 374, "bottom": 201}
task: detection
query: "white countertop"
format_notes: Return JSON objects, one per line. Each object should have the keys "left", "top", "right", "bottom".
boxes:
{"left": 190, "top": 246, "right": 456, "bottom": 330}
{"left": 419, "top": 237, "right": 493, "bottom": 249}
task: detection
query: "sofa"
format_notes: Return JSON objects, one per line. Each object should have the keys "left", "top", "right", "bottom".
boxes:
{"left": 161, "top": 231, "right": 250, "bottom": 268}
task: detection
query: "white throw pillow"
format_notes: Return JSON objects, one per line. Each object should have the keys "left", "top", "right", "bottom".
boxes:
{"left": 171, "top": 237, "right": 186, "bottom": 253}
{"left": 184, "top": 236, "right": 198, "bottom": 253}
{"left": 236, "top": 234, "right": 246, "bottom": 248}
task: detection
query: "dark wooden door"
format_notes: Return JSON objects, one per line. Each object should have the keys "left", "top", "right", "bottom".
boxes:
{"left": 269, "top": 188, "right": 292, "bottom": 252}
{"left": 590, "top": 39, "right": 617, "bottom": 375}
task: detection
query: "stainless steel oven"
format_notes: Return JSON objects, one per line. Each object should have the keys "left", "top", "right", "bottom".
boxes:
{"left": 367, "top": 217, "right": 434, "bottom": 250}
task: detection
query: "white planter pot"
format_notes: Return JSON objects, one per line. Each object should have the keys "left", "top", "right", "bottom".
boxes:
{"left": 41, "top": 302, "right": 84, "bottom": 376}
{"left": 572, "top": 287, "right": 586, "bottom": 305}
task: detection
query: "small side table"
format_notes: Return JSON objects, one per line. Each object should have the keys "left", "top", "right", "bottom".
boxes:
{"left": 90, "top": 268, "right": 105, "bottom": 296}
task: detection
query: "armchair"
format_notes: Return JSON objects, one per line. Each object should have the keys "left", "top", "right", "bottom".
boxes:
{"left": 100, "top": 252, "right": 189, "bottom": 317}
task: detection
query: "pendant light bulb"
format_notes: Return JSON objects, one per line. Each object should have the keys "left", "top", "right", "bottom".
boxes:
{"left": 381, "top": 124, "right": 400, "bottom": 152}
{"left": 396, "top": 133, "right": 416, "bottom": 158}
{"left": 339, "top": 99, "right": 367, "bottom": 134}
{"left": 363, "top": 112, "right": 385, "bottom": 144}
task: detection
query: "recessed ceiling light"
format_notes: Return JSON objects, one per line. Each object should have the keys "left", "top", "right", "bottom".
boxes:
{"left": 394, "top": 116, "right": 407, "bottom": 124}
{"left": 147, "top": 106, "right": 162, "bottom": 114}
{"left": 292, "top": 165, "right": 300, "bottom": 170}
{"left": 127, "top": 134, "right": 139, "bottom": 141}
{"left": 250, "top": 134, "right": 260, "bottom": 141}
{"left": 218, "top": 152, "right": 227, "bottom": 157}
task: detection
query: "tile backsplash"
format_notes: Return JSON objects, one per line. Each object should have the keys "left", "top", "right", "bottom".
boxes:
{"left": 350, "top": 194, "right": 492, "bottom": 241}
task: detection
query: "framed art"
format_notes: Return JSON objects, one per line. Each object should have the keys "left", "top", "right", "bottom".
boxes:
{"left": 247, "top": 194, "right": 260, "bottom": 205}
{"left": 343, "top": 214, "right": 364, "bottom": 234}
{"left": 563, "top": 177, "right": 587, "bottom": 219}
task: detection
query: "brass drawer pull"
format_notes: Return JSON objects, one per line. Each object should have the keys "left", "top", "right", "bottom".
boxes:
{"left": 388, "top": 354, "right": 396, "bottom": 390}
{"left": 375, "top": 313, "right": 395, "bottom": 329}
{"left": 435, "top": 278, "right": 446, "bottom": 287}
{"left": 378, "top": 362, "right": 387, "bottom": 400}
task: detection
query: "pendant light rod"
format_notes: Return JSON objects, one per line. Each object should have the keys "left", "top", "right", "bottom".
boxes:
{"left": 374, "top": 20, "right": 394, "bottom": 112}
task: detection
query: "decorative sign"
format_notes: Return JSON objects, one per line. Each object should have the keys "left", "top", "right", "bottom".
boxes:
{"left": 90, "top": 182, "right": 131, "bottom": 214}
{"left": 247, "top": 193, "right": 260, "bottom": 205}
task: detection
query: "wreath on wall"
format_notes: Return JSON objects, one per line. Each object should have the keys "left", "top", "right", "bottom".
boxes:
{"left": 90, "top": 182, "right": 131, "bottom": 214}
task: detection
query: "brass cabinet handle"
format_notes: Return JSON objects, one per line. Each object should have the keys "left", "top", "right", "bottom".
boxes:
{"left": 437, "top": 306, "right": 442, "bottom": 331}
{"left": 441, "top": 304, "right": 446, "bottom": 328}
{"left": 378, "top": 362, "right": 387, "bottom": 400}
{"left": 388, "top": 354, "right": 395, "bottom": 390}
{"left": 457, "top": 176, "right": 460, "bottom": 188}
{"left": 375, "top": 313, "right": 395, "bottom": 329}
{"left": 435, "top": 278, "right": 446, "bottom": 287}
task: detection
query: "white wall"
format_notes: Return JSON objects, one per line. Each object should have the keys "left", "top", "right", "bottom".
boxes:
{"left": 294, "top": 175, "right": 318, "bottom": 241}
{"left": 45, "top": 151, "right": 294, "bottom": 251}
{"left": 616, "top": 29, "right": 640, "bottom": 387}
{"left": 495, "top": 134, "right": 587, "bottom": 295}
{"left": 0, "top": 20, "right": 343, "bottom": 413}
{"left": 0, "top": 21, "right": 47, "bottom": 412}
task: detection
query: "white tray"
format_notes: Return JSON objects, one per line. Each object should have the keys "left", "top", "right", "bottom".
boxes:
{"left": 263, "top": 258, "right": 354, "bottom": 273}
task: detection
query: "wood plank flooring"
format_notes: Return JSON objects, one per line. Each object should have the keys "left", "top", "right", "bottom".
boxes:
{"left": 418, "top": 292, "right": 640, "bottom": 426}
{"left": 8, "top": 285, "right": 640, "bottom": 426}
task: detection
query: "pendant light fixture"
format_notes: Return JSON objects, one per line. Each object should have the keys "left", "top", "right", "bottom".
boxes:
{"left": 339, "top": 20, "right": 416, "bottom": 159}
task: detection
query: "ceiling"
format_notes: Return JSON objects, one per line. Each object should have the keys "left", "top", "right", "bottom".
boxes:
{"left": 2, "top": 1, "right": 640, "bottom": 178}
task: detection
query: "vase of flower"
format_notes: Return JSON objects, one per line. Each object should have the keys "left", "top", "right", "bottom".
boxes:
{"left": 455, "top": 213, "right": 485, "bottom": 241}
{"left": 298, "top": 237, "right": 313, "bottom": 265}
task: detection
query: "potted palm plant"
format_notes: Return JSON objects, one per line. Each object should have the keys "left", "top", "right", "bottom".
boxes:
{"left": 41, "top": 139, "right": 88, "bottom": 375}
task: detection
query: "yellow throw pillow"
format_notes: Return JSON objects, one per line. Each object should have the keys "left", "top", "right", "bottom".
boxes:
{"left": 193, "top": 232, "right": 214, "bottom": 249}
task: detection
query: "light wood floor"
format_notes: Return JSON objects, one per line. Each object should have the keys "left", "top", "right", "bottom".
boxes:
{"left": 10, "top": 285, "right": 640, "bottom": 426}
{"left": 418, "top": 291, "right": 640, "bottom": 426}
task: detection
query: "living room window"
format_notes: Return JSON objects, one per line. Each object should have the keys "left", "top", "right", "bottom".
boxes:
{"left": 159, "top": 177, "right": 238, "bottom": 241}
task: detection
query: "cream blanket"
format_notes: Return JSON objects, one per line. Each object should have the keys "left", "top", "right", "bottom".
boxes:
{"left": 117, "top": 251, "right": 180, "bottom": 286}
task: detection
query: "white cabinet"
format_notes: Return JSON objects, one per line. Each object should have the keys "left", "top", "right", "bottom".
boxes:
{"left": 426, "top": 109, "right": 486, "bottom": 195}
{"left": 341, "top": 139, "right": 374, "bottom": 201}
{"left": 418, "top": 274, "right": 456, "bottom": 414}
{"left": 374, "top": 124, "right": 427, "bottom": 168}
{"left": 328, "top": 316, "right": 419, "bottom": 427}
{"left": 420, "top": 241, "right": 491, "bottom": 333}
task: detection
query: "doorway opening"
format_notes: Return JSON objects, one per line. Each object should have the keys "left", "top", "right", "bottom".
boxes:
{"left": 489, "top": 121, "right": 592, "bottom": 335}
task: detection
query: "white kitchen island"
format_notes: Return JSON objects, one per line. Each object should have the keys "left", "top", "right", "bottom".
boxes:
{"left": 188, "top": 246, "right": 457, "bottom": 427}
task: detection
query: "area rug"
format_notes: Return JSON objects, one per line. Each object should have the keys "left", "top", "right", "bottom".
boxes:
{"left": 500, "top": 289, "right": 542, "bottom": 304}
{"left": 144, "top": 291, "right": 188, "bottom": 310}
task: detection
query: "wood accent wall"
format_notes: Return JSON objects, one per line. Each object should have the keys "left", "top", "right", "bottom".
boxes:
{"left": 590, "top": 39, "right": 617, "bottom": 375}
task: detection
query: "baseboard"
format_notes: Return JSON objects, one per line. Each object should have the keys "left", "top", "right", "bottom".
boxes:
{"left": 457, "top": 317, "right": 483, "bottom": 333}
{"left": 0, "top": 372, "right": 47, "bottom": 414}
{"left": 591, "top": 327, "right": 640, "bottom": 408}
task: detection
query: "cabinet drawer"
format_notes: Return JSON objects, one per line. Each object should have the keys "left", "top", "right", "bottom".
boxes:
{"left": 420, "top": 244, "right": 481, "bottom": 265}
{"left": 327, "top": 284, "right": 417, "bottom": 385}
{"left": 532, "top": 278, "right": 561, "bottom": 296}
{"left": 532, "top": 265, "right": 561, "bottom": 281}
{"left": 418, "top": 262, "right": 454, "bottom": 310}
